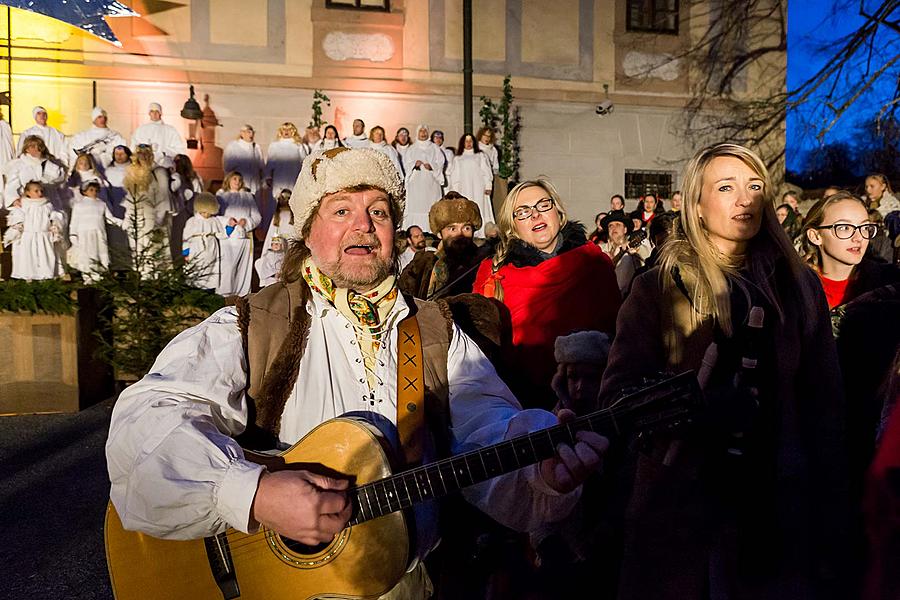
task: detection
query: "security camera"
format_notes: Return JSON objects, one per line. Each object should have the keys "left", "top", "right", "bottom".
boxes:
{"left": 595, "top": 99, "right": 614, "bottom": 115}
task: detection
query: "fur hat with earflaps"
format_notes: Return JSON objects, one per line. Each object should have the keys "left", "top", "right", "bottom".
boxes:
{"left": 290, "top": 147, "right": 405, "bottom": 239}
{"left": 429, "top": 193, "right": 483, "bottom": 234}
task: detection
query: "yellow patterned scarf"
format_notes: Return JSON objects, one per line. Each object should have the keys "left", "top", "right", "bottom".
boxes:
{"left": 302, "top": 258, "right": 398, "bottom": 390}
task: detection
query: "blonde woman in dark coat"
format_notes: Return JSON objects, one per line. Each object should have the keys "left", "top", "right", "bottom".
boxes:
{"left": 599, "top": 143, "right": 851, "bottom": 600}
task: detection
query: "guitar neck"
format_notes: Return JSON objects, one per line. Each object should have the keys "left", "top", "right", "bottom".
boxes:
{"left": 349, "top": 371, "right": 698, "bottom": 525}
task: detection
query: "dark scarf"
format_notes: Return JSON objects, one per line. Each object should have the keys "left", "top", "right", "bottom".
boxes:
{"left": 503, "top": 221, "right": 588, "bottom": 268}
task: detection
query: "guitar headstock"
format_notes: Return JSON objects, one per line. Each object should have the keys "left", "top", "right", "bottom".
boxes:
{"left": 607, "top": 371, "right": 704, "bottom": 438}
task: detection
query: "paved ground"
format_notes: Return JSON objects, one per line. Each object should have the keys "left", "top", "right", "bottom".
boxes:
{"left": 0, "top": 398, "right": 115, "bottom": 600}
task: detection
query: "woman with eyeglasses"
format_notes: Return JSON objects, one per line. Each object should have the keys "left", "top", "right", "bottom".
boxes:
{"left": 801, "top": 191, "right": 898, "bottom": 309}
{"left": 598, "top": 144, "right": 851, "bottom": 599}
{"left": 472, "top": 177, "right": 620, "bottom": 410}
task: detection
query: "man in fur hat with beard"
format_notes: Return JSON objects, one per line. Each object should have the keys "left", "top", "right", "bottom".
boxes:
{"left": 106, "top": 147, "right": 608, "bottom": 599}
{"left": 399, "top": 191, "right": 493, "bottom": 300}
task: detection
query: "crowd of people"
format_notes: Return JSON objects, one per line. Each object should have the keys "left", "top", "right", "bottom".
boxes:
{"left": 3, "top": 102, "right": 898, "bottom": 599}
{"left": 0, "top": 105, "right": 507, "bottom": 296}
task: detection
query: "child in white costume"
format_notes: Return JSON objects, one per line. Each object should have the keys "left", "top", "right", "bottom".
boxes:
{"left": 183, "top": 192, "right": 227, "bottom": 291}
{"left": 216, "top": 171, "right": 260, "bottom": 296}
{"left": 261, "top": 190, "right": 293, "bottom": 260}
{"left": 254, "top": 234, "right": 284, "bottom": 288}
{"left": 68, "top": 181, "right": 123, "bottom": 282}
{"left": 3, "top": 181, "right": 66, "bottom": 280}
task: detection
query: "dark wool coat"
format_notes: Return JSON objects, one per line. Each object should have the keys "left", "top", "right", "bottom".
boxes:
{"left": 472, "top": 222, "right": 621, "bottom": 410}
{"left": 599, "top": 265, "right": 852, "bottom": 600}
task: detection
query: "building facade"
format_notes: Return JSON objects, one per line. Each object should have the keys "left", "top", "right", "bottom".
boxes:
{"left": 0, "top": 0, "right": 785, "bottom": 224}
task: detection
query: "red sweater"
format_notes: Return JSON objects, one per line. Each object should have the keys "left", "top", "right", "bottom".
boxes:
{"left": 473, "top": 242, "right": 620, "bottom": 409}
{"left": 817, "top": 273, "right": 850, "bottom": 309}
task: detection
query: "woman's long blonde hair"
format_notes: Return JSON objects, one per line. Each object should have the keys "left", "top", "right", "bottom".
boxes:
{"left": 658, "top": 143, "right": 810, "bottom": 336}
{"left": 487, "top": 177, "right": 569, "bottom": 301}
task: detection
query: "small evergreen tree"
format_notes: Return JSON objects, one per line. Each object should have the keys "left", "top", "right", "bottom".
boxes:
{"left": 479, "top": 75, "right": 522, "bottom": 183}
{"left": 309, "top": 90, "right": 332, "bottom": 129}
{"left": 91, "top": 190, "right": 224, "bottom": 380}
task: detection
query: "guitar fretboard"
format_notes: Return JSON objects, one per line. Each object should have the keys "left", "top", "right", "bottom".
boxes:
{"left": 348, "top": 371, "right": 698, "bottom": 526}
{"left": 349, "top": 413, "right": 606, "bottom": 525}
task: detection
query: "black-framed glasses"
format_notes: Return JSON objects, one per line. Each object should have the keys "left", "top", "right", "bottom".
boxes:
{"left": 815, "top": 222, "right": 879, "bottom": 240}
{"left": 513, "top": 198, "right": 555, "bottom": 221}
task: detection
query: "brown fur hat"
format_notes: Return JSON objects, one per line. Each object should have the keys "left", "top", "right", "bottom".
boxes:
{"left": 429, "top": 194, "right": 483, "bottom": 234}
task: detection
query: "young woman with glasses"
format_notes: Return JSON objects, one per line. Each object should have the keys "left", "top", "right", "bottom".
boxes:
{"left": 472, "top": 177, "right": 620, "bottom": 410}
{"left": 801, "top": 190, "right": 898, "bottom": 309}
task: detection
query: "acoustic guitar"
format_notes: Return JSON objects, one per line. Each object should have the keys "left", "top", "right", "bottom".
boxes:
{"left": 105, "top": 371, "right": 702, "bottom": 600}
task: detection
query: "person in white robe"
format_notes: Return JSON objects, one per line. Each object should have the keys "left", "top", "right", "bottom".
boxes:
{"left": 122, "top": 147, "right": 173, "bottom": 275}
{"left": 223, "top": 124, "right": 264, "bottom": 194}
{"left": 302, "top": 126, "right": 321, "bottom": 156}
{"left": 261, "top": 189, "right": 293, "bottom": 263}
{"left": 68, "top": 181, "right": 124, "bottom": 282}
{"left": 216, "top": 172, "right": 261, "bottom": 296}
{"left": 130, "top": 102, "right": 187, "bottom": 165}
{"left": 17, "top": 106, "right": 69, "bottom": 168}
{"left": 447, "top": 134, "right": 494, "bottom": 235}
{"left": 342, "top": 119, "right": 369, "bottom": 149}
{"left": 430, "top": 130, "right": 454, "bottom": 193}
{"left": 313, "top": 125, "right": 344, "bottom": 153}
{"left": 477, "top": 126, "right": 500, "bottom": 176}
{"left": 67, "top": 153, "right": 110, "bottom": 205}
{"left": 0, "top": 112, "right": 14, "bottom": 171}
{"left": 4, "top": 135, "right": 67, "bottom": 210}
{"left": 265, "top": 122, "right": 306, "bottom": 198}
{"left": 68, "top": 106, "right": 126, "bottom": 170}
{"left": 367, "top": 125, "right": 402, "bottom": 175}
{"left": 254, "top": 234, "right": 285, "bottom": 288}
{"left": 182, "top": 192, "right": 227, "bottom": 291}
{"left": 402, "top": 125, "right": 445, "bottom": 231}
{"left": 392, "top": 127, "right": 411, "bottom": 175}
{"left": 3, "top": 181, "right": 66, "bottom": 280}
{"left": 103, "top": 145, "right": 133, "bottom": 270}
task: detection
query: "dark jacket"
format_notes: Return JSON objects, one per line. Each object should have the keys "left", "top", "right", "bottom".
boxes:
{"left": 398, "top": 239, "right": 493, "bottom": 301}
{"left": 599, "top": 265, "right": 851, "bottom": 600}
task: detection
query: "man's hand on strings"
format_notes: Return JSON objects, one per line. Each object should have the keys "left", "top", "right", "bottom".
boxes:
{"left": 251, "top": 470, "right": 352, "bottom": 545}
{"left": 539, "top": 409, "right": 609, "bottom": 494}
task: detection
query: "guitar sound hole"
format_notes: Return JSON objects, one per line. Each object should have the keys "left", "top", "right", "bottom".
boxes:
{"left": 279, "top": 536, "right": 331, "bottom": 555}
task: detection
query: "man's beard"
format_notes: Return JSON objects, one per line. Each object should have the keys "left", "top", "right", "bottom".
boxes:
{"left": 442, "top": 235, "right": 476, "bottom": 259}
{"left": 314, "top": 234, "right": 394, "bottom": 291}
{"left": 411, "top": 240, "right": 426, "bottom": 251}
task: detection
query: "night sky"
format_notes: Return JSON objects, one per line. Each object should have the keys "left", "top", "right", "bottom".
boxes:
{"left": 786, "top": 0, "right": 894, "bottom": 171}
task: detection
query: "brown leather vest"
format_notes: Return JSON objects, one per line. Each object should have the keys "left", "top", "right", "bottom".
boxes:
{"left": 234, "top": 279, "right": 454, "bottom": 455}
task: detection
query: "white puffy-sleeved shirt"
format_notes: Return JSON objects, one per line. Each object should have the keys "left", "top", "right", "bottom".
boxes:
{"left": 131, "top": 120, "right": 187, "bottom": 164}
{"left": 107, "top": 293, "right": 579, "bottom": 555}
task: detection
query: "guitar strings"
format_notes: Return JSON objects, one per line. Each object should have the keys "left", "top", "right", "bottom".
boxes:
{"left": 217, "top": 406, "right": 637, "bottom": 558}
{"left": 205, "top": 381, "right": 694, "bottom": 558}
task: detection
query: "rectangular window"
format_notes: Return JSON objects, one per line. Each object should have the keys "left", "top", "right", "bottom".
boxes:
{"left": 626, "top": 0, "right": 679, "bottom": 34}
{"left": 625, "top": 169, "right": 675, "bottom": 201}
{"left": 325, "top": 0, "right": 391, "bottom": 11}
